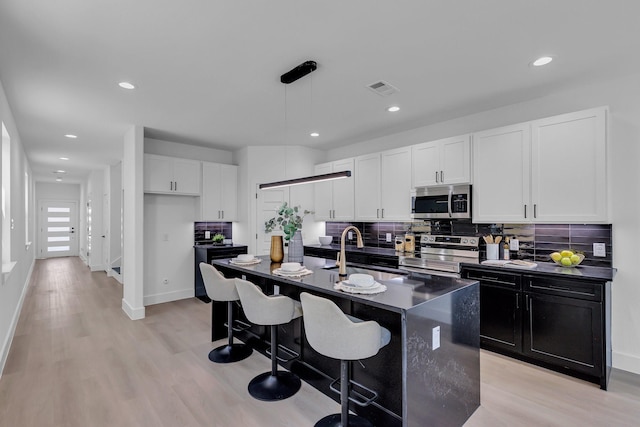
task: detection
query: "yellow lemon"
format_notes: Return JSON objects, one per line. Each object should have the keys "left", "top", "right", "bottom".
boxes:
{"left": 560, "top": 250, "right": 574, "bottom": 258}
{"left": 561, "top": 257, "right": 573, "bottom": 266}
{"left": 550, "top": 252, "right": 562, "bottom": 262}
{"left": 570, "top": 254, "right": 581, "bottom": 265}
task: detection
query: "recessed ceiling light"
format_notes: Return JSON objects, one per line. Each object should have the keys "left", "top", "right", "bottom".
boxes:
{"left": 64, "top": 134, "right": 77, "bottom": 139}
{"left": 387, "top": 106, "right": 400, "bottom": 112}
{"left": 118, "top": 82, "right": 135, "bottom": 89}
{"left": 59, "top": 157, "right": 69, "bottom": 160}
{"left": 532, "top": 56, "right": 553, "bottom": 67}
{"left": 55, "top": 178, "right": 62, "bottom": 182}
{"left": 310, "top": 132, "right": 320, "bottom": 137}
{"left": 55, "top": 170, "right": 66, "bottom": 173}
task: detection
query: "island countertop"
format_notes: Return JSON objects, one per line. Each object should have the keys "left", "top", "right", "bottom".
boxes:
{"left": 212, "top": 255, "right": 477, "bottom": 314}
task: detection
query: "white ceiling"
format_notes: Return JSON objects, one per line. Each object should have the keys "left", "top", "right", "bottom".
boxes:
{"left": 1, "top": 0, "right": 640, "bottom": 182}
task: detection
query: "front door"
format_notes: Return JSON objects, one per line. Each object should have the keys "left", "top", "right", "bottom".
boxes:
{"left": 39, "top": 201, "right": 78, "bottom": 258}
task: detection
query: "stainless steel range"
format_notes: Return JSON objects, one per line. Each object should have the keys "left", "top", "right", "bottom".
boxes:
{"left": 398, "top": 234, "right": 480, "bottom": 277}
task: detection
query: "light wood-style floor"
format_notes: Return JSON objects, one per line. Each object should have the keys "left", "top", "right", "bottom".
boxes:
{"left": 1, "top": 257, "right": 639, "bottom": 427}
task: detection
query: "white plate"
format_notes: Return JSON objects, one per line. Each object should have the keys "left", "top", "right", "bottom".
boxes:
{"left": 229, "top": 258, "right": 260, "bottom": 265}
{"left": 273, "top": 267, "right": 308, "bottom": 275}
{"left": 340, "top": 279, "right": 378, "bottom": 289}
{"left": 335, "top": 282, "right": 386, "bottom": 294}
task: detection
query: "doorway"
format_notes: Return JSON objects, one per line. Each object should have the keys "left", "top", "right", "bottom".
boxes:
{"left": 38, "top": 200, "right": 79, "bottom": 258}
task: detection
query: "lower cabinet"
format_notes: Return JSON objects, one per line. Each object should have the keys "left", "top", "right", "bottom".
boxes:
{"left": 303, "top": 246, "right": 399, "bottom": 269}
{"left": 462, "top": 266, "right": 610, "bottom": 389}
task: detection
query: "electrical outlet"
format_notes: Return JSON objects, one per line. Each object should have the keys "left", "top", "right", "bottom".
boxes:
{"left": 432, "top": 326, "right": 440, "bottom": 350}
{"left": 593, "top": 243, "right": 606, "bottom": 257}
{"left": 386, "top": 233, "right": 392, "bottom": 242}
{"left": 205, "top": 230, "right": 211, "bottom": 239}
{"left": 348, "top": 231, "right": 353, "bottom": 240}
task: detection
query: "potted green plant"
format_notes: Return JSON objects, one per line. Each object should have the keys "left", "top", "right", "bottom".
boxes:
{"left": 212, "top": 233, "right": 225, "bottom": 245}
{"left": 264, "top": 202, "right": 313, "bottom": 241}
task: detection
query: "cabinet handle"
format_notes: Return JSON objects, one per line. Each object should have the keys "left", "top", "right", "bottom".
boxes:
{"left": 534, "top": 204, "right": 537, "bottom": 218}
{"left": 221, "top": 210, "right": 224, "bottom": 219}
{"left": 381, "top": 208, "right": 384, "bottom": 218}
{"left": 516, "top": 292, "right": 520, "bottom": 309}
{"left": 440, "top": 171, "right": 444, "bottom": 182}
{"left": 525, "top": 294, "right": 530, "bottom": 311}
{"left": 175, "top": 181, "right": 177, "bottom": 191}
{"left": 377, "top": 208, "right": 380, "bottom": 218}
{"left": 524, "top": 205, "right": 527, "bottom": 218}
{"left": 170, "top": 181, "right": 173, "bottom": 191}
{"left": 435, "top": 171, "right": 439, "bottom": 183}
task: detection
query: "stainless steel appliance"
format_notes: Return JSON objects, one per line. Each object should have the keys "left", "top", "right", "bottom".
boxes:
{"left": 398, "top": 234, "right": 479, "bottom": 277}
{"left": 410, "top": 184, "right": 471, "bottom": 220}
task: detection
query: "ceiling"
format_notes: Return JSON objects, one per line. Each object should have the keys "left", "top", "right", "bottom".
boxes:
{"left": 1, "top": 0, "right": 640, "bottom": 183}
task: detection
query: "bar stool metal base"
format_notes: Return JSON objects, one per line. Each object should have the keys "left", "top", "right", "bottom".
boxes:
{"left": 208, "top": 343, "right": 253, "bottom": 363}
{"left": 315, "top": 413, "right": 373, "bottom": 427}
{"left": 248, "top": 371, "right": 301, "bottom": 401}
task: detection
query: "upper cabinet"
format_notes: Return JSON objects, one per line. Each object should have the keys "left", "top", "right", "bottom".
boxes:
{"left": 144, "top": 154, "right": 201, "bottom": 195}
{"left": 314, "top": 158, "right": 355, "bottom": 221}
{"left": 355, "top": 147, "right": 412, "bottom": 221}
{"left": 201, "top": 162, "right": 238, "bottom": 221}
{"left": 472, "top": 107, "right": 608, "bottom": 223}
{"left": 412, "top": 134, "right": 471, "bottom": 187}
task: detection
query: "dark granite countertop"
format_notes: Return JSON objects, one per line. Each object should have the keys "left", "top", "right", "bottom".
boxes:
{"left": 461, "top": 261, "right": 616, "bottom": 281}
{"left": 212, "top": 255, "right": 478, "bottom": 313}
{"left": 304, "top": 243, "right": 402, "bottom": 257}
{"left": 194, "top": 244, "right": 248, "bottom": 249}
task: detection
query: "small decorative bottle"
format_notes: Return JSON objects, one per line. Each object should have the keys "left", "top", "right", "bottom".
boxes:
{"left": 503, "top": 242, "right": 510, "bottom": 260}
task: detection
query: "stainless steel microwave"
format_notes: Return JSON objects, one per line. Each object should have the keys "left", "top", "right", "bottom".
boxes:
{"left": 410, "top": 184, "right": 471, "bottom": 219}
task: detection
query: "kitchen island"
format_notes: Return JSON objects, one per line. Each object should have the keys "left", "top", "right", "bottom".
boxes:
{"left": 212, "top": 256, "right": 480, "bottom": 427}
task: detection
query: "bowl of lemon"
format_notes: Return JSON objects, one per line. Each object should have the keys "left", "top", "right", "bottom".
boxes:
{"left": 550, "top": 250, "right": 585, "bottom": 267}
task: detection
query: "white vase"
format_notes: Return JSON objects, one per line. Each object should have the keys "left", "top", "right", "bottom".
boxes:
{"left": 288, "top": 230, "right": 303, "bottom": 262}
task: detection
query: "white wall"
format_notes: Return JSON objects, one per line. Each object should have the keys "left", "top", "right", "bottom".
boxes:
{"left": 109, "top": 162, "right": 122, "bottom": 271}
{"left": 327, "top": 71, "right": 640, "bottom": 375}
{"left": 143, "top": 194, "right": 197, "bottom": 305}
{"left": 144, "top": 137, "right": 233, "bottom": 164}
{"left": 34, "top": 182, "right": 81, "bottom": 258}
{"left": 0, "top": 79, "right": 36, "bottom": 377}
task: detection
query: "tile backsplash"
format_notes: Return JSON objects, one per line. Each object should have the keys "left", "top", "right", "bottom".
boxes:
{"left": 194, "top": 222, "right": 233, "bottom": 242}
{"left": 323, "top": 220, "right": 613, "bottom": 268}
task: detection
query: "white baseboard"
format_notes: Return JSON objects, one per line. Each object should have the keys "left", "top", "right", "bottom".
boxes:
{"left": 0, "top": 258, "right": 35, "bottom": 378}
{"left": 613, "top": 350, "right": 640, "bottom": 375}
{"left": 107, "top": 269, "right": 123, "bottom": 284}
{"left": 90, "top": 263, "right": 105, "bottom": 272}
{"left": 121, "top": 298, "right": 145, "bottom": 320}
{"left": 143, "top": 288, "right": 194, "bottom": 306}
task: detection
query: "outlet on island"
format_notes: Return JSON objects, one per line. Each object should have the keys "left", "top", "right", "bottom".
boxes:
{"left": 162, "top": 278, "right": 169, "bottom": 284}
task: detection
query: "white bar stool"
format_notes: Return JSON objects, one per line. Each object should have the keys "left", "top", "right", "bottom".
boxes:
{"left": 199, "top": 263, "right": 253, "bottom": 363}
{"left": 300, "top": 292, "right": 391, "bottom": 427}
{"left": 235, "top": 278, "right": 303, "bottom": 401}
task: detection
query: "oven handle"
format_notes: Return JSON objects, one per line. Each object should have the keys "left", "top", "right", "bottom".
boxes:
{"left": 398, "top": 266, "right": 461, "bottom": 278}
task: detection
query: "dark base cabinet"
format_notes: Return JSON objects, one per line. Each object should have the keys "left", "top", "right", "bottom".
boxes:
{"left": 462, "top": 266, "right": 611, "bottom": 390}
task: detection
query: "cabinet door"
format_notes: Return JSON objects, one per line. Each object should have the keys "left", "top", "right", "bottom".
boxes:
{"left": 411, "top": 141, "right": 440, "bottom": 187}
{"left": 144, "top": 154, "right": 174, "bottom": 193}
{"left": 531, "top": 107, "right": 607, "bottom": 222}
{"left": 331, "top": 158, "right": 355, "bottom": 221}
{"left": 480, "top": 285, "right": 522, "bottom": 352}
{"left": 355, "top": 153, "right": 381, "bottom": 220}
{"left": 172, "top": 158, "right": 201, "bottom": 195}
{"left": 440, "top": 134, "right": 471, "bottom": 184}
{"left": 472, "top": 123, "right": 531, "bottom": 223}
{"left": 313, "top": 162, "right": 333, "bottom": 220}
{"left": 201, "top": 162, "right": 223, "bottom": 220}
{"left": 524, "top": 292, "right": 602, "bottom": 376}
{"left": 219, "top": 164, "right": 238, "bottom": 221}
{"left": 380, "top": 147, "right": 411, "bottom": 220}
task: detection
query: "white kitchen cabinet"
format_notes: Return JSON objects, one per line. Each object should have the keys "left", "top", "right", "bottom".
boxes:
{"left": 201, "top": 162, "right": 238, "bottom": 221}
{"left": 144, "top": 154, "right": 201, "bottom": 195}
{"left": 355, "top": 147, "right": 412, "bottom": 221}
{"left": 472, "top": 107, "right": 608, "bottom": 223}
{"left": 472, "top": 123, "right": 531, "bottom": 223}
{"left": 412, "top": 134, "right": 471, "bottom": 187}
{"left": 531, "top": 107, "right": 607, "bottom": 222}
{"left": 314, "top": 158, "right": 354, "bottom": 221}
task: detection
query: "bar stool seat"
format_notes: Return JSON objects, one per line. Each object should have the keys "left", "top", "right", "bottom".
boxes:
{"left": 300, "top": 292, "right": 391, "bottom": 427}
{"left": 235, "top": 278, "right": 303, "bottom": 401}
{"left": 199, "top": 263, "right": 253, "bottom": 363}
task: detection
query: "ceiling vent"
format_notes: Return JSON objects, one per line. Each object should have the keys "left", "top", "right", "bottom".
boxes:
{"left": 366, "top": 80, "right": 399, "bottom": 97}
